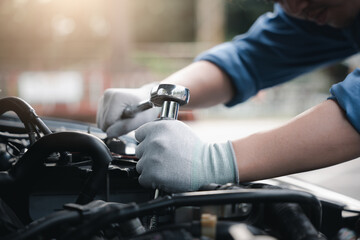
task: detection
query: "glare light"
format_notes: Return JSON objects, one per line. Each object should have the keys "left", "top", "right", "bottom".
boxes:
{"left": 12, "top": 0, "right": 28, "bottom": 7}
{"left": 52, "top": 15, "right": 76, "bottom": 36}
{"left": 37, "top": 0, "right": 52, "bottom": 3}
{"left": 90, "top": 16, "right": 109, "bottom": 37}
{"left": 18, "top": 72, "right": 83, "bottom": 104}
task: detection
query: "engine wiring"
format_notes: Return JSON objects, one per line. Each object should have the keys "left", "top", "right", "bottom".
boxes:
{"left": 0, "top": 96, "right": 359, "bottom": 240}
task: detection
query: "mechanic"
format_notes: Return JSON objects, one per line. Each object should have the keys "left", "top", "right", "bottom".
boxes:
{"left": 97, "top": 0, "right": 360, "bottom": 193}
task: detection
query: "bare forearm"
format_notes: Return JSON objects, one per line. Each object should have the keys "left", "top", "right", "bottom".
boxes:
{"left": 162, "top": 61, "right": 234, "bottom": 109}
{"left": 233, "top": 100, "right": 360, "bottom": 182}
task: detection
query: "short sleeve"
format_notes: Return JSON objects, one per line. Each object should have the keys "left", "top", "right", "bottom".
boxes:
{"left": 330, "top": 69, "right": 360, "bottom": 133}
{"left": 196, "top": 4, "right": 356, "bottom": 106}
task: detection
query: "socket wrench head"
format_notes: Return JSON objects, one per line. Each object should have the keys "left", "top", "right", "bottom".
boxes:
{"left": 150, "top": 84, "right": 190, "bottom": 107}
{"left": 150, "top": 84, "right": 190, "bottom": 119}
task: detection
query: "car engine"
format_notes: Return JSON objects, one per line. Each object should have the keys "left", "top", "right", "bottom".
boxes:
{"left": 1, "top": 96, "right": 360, "bottom": 240}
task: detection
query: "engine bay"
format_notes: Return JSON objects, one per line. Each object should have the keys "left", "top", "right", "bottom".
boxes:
{"left": 1, "top": 96, "right": 360, "bottom": 240}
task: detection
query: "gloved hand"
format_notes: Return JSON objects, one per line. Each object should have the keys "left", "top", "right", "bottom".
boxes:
{"left": 135, "top": 120, "right": 239, "bottom": 193}
{"left": 96, "top": 83, "right": 160, "bottom": 137}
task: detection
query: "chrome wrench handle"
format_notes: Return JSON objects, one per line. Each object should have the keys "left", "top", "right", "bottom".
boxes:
{"left": 121, "top": 101, "right": 153, "bottom": 119}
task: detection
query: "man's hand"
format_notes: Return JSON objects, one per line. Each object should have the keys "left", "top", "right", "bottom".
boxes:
{"left": 96, "top": 83, "right": 160, "bottom": 137}
{"left": 135, "top": 120, "right": 239, "bottom": 193}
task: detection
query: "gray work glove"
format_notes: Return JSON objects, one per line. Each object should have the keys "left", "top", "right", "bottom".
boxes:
{"left": 135, "top": 120, "right": 239, "bottom": 193}
{"left": 96, "top": 83, "right": 160, "bottom": 137}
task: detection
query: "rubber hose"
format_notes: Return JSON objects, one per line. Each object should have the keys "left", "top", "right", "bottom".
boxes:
{"left": 8, "top": 131, "right": 112, "bottom": 204}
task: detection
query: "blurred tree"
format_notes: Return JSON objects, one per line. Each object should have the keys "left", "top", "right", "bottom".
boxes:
{"left": 225, "top": 0, "right": 273, "bottom": 40}
{"left": 129, "top": 0, "right": 195, "bottom": 42}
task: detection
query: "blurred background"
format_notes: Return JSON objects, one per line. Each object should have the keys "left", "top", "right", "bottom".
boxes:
{"left": 0, "top": 0, "right": 356, "bottom": 122}
{"left": 1, "top": 0, "right": 360, "bottom": 199}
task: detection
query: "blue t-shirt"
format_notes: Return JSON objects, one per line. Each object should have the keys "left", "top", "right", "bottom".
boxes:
{"left": 196, "top": 4, "right": 360, "bottom": 133}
